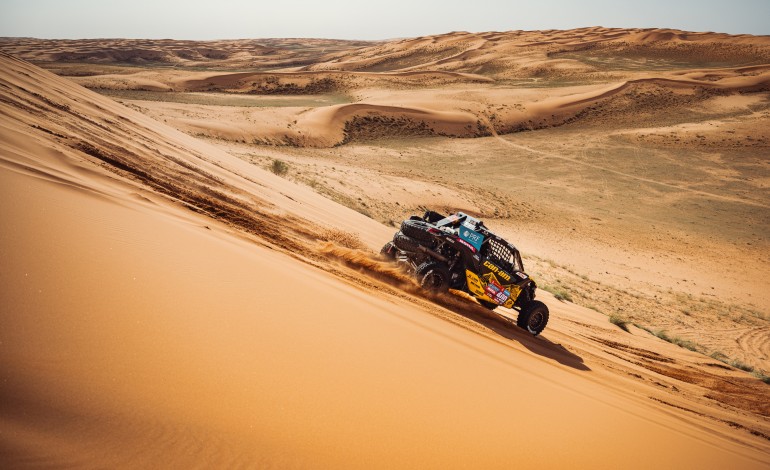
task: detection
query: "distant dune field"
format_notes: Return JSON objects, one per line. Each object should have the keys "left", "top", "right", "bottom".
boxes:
{"left": 1, "top": 27, "right": 769, "bottom": 468}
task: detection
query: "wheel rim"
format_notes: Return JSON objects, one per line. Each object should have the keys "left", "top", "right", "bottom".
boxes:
{"left": 528, "top": 311, "right": 545, "bottom": 331}
{"left": 424, "top": 271, "right": 445, "bottom": 289}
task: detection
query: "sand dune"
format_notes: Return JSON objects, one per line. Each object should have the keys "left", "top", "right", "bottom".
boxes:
{"left": 306, "top": 27, "right": 770, "bottom": 77}
{"left": 8, "top": 28, "right": 769, "bottom": 147}
{"left": 111, "top": 66, "right": 769, "bottom": 147}
{"left": 7, "top": 27, "right": 769, "bottom": 79}
{"left": 0, "top": 37, "right": 373, "bottom": 70}
{"left": 66, "top": 69, "right": 491, "bottom": 95}
{"left": 2, "top": 33, "right": 770, "bottom": 469}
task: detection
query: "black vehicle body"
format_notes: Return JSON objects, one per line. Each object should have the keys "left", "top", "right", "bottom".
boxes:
{"left": 382, "top": 210, "right": 549, "bottom": 335}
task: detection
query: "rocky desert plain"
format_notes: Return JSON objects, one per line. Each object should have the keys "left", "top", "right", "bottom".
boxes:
{"left": 1, "top": 27, "right": 770, "bottom": 468}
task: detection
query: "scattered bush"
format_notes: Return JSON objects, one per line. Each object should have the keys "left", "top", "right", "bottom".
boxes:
{"left": 638, "top": 326, "right": 701, "bottom": 352}
{"left": 668, "top": 335, "right": 700, "bottom": 352}
{"left": 728, "top": 358, "right": 754, "bottom": 373}
{"left": 609, "top": 314, "right": 630, "bottom": 332}
{"left": 653, "top": 330, "right": 699, "bottom": 352}
{"left": 710, "top": 351, "right": 770, "bottom": 384}
{"left": 543, "top": 284, "right": 573, "bottom": 302}
{"left": 710, "top": 351, "right": 729, "bottom": 362}
{"left": 270, "top": 159, "right": 289, "bottom": 176}
{"left": 754, "top": 371, "right": 770, "bottom": 385}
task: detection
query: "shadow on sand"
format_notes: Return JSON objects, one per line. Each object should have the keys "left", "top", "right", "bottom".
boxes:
{"left": 432, "top": 291, "right": 591, "bottom": 371}
{"left": 321, "top": 247, "right": 589, "bottom": 372}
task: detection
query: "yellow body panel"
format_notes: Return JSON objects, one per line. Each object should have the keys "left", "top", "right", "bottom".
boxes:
{"left": 465, "top": 270, "right": 521, "bottom": 308}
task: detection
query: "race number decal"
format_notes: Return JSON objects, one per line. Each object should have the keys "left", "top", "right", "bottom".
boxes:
{"left": 484, "top": 277, "right": 511, "bottom": 305}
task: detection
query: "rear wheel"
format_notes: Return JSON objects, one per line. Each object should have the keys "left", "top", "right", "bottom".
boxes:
{"left": 380, "top": 241, "right": 397, "bottom": 260}
{"left": 415, "top": 262, "right": 450, "bottom": 292}
{"left": 517, "top": 300, "right": 549, "bottom": 336}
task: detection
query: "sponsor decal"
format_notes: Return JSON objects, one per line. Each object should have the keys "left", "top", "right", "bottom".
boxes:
{"left": 516, "top": 272, "right": 528, "bottom": 279}
{"left": 459, "top": 227, "right": 484, "bottom": 251}
{"left": 456, "top": 237, "right": 477, "bottom": 253}
{"left": 484, "top": 277, "right": 511, "bottom": 305}
{"left": 465, "top": 270, "right": 485, "bottom": 297}
{"left": 463, "top": 229, "right": 482, "bottom": 244}
{"left": 483, "top": 260, "right": 511, "bottom": 281}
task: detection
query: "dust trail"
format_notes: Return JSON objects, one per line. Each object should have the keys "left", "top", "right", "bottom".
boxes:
{"left": 318, "top": 242, "right": 419, "bottom": 289}
{"left": 318, "top": 242, "right": 518, "bottom": 330}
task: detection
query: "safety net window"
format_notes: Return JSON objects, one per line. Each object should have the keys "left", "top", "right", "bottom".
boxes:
{"left": 487, "top": 238, "right": 521, "bottom": 272}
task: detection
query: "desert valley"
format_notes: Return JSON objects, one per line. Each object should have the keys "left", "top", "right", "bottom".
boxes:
{"left": 1, "top": 27, "right": 769, "bottom": 468}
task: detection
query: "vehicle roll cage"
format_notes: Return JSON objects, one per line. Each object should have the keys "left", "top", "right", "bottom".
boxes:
{"left": 434, "top": 212, "right": 524, "bottom": 273}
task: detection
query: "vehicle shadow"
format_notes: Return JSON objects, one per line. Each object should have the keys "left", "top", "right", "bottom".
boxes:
{"left": 322, "top": 248, "right": 589, "bottom": 371}
{"left": 432, "top": 291, "right": 591, "bottom": 371}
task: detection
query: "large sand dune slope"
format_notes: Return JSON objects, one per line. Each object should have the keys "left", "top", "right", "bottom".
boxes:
{"left": 1, "top": 53, "right": 769, "bottom": 468}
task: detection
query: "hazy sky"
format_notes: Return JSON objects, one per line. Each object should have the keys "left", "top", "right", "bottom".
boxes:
{"left": 1, "top": 0, "right": 768, "bottom": 40}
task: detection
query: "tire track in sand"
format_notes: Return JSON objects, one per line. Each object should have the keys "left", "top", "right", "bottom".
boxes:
{"left": 736, "top": 326, "right": 770, "bottom": 365}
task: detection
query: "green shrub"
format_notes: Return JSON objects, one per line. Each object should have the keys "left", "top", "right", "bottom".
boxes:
{"left": 639, "top": 327, "right": 701, "bottom": 352}
{"left": 543, "top": 284, "right": 573, "bottom": 302}
{"left": 609, "top": 314, "right": 630, "bottom": 332}
{"left": 729, "top": 358, "right": 754, "bottom": 373}
{"left": 270, "top": 159, "right": 288, "bottom": 176}
{"left": 753, "top": 371, "right": 770, "bottom": 385}
{"left": 710, "top": 352, "right": 769, "bottom": 384}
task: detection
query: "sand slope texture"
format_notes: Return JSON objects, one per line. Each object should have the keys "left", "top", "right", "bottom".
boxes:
{"left": 1, "top": 35, "right": 770, "bottom": 469}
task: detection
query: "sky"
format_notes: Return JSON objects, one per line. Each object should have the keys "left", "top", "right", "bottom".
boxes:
{"left": 1, "top": 0, "right": 768, "bottom": 40}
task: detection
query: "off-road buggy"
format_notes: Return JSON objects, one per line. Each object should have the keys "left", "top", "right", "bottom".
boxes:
{"left": 381, "top": 210, "right": 549, "bottom": 335}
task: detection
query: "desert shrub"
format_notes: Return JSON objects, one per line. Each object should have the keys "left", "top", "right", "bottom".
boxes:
{"left": 270, "top": 159, "right": 288, "bottom": 176}
{"left": 729, "top": 358, "right": 754, "bottom": 373}
{"left": 609, "top": 314, "right": 630, "bottom": 332}
{"left": 653, "top": 329, "right": 672, "bottom": 342}
{"left": 710, "top": 352, "right": 769, "bottom": 383}
{"left": 753, "top": 371, "right": 770, "bottom": 385}
{"left": 647, "top": 329, "right": 700, "bottom": 352}
{"left": 637, "top": 326, "right": 701, "bottom": 352}
{"left": 669, "top": 336, "right": 700, "bottom": 352}
{"left": 710, "top": 351, "right": 729, "bottom": 362}
{"left": 542, "top": 283, "right": 573, "bottom": 302}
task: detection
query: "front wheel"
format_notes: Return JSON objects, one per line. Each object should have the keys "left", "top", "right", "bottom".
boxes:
{"left": 517, "top": 300, "right": 549, "bottom": 336}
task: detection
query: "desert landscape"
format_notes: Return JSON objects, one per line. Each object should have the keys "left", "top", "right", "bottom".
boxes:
{"left": 1, "top": 26, "right": 769, "bottom": 468}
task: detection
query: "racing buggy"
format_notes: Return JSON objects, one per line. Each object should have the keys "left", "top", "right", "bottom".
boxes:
{"left": 381, "top": 210, "right": 549, "bottom": 335}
